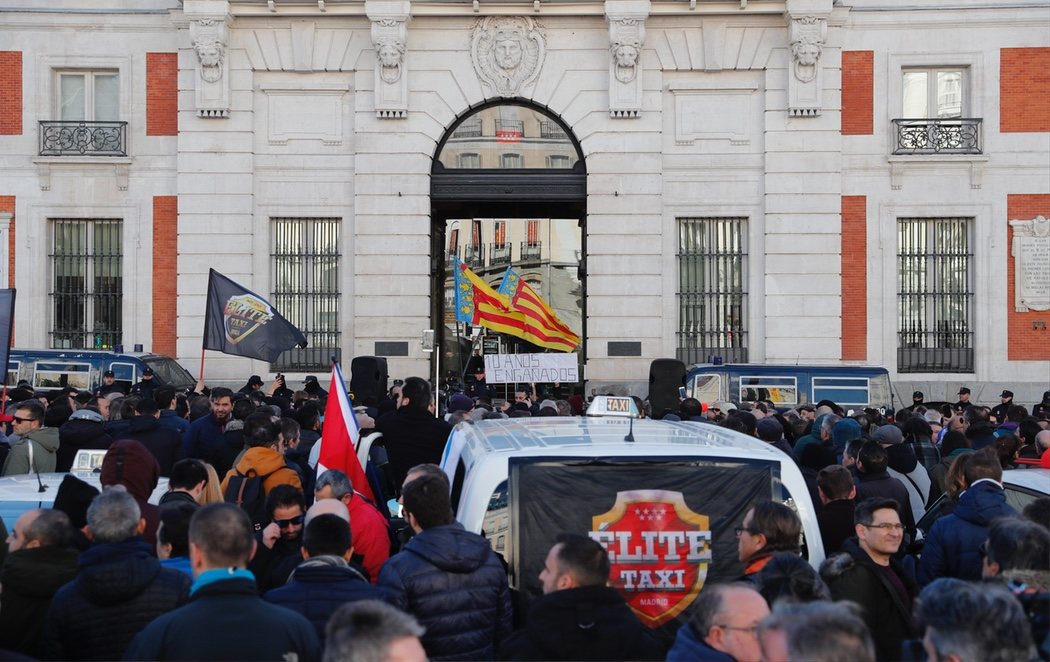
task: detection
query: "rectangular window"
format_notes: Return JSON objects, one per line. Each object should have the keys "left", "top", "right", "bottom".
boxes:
{"left": 902, "top": 68, "right": 965, "bottom": 119}
{"left": 812, "top": 377, "right": 871, "bottom": 406}
{"left": 526, "top": 220, "right": 539, "bottom": 245}
{"left": 457, "top": 153, "right": 481, "bottom": 168}
{"left": 739, "top": 376, "right": 797, "bottom": 406}
{"left": 271, "top": 217, "right": 341, "bottom": 371}
{"left": 895, "top": 67, "right": 979, "bottom": 155}
{"left": 494, "top": 221, "right": 506, "bottom": 247}
{"left": 897, "top": 217, "right": 974, "bottom": 373}
{"left": 677, "top": 217, "right": 748, "bottom": 364}
{"left": 501, "top": 153, "right": 522, "bottom": 169}
{"left": 33, "top": 361, "right": 93, "bottom": 390}
{"left": 57, "top": 70, "right": 119, "bottom": 121}
{"left": 50, "top": 219, "right": 123, "bottom": 349}
{"left": 546, "top": 154, "right": 571, "bottom": 169}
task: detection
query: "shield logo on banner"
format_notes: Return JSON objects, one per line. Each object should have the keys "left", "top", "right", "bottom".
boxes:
{"left": 223, "top": 294, "right": 275, "bottom": 344}
{"left": 591, "top": 490, "right": 711, "bottom": 628}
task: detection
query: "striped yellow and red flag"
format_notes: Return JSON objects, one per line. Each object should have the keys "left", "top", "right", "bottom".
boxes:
{"left": 498, "top": 267, "right": 580, "bottom": 352}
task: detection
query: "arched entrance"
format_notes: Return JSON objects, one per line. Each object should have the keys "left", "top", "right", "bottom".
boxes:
{"left": 431, "top": 100, "right": 586, "bottom": 401}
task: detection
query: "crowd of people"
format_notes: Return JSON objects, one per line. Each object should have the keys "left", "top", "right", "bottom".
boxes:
{"left": 0, "top": 370, "right": 1045, "bottom": 661}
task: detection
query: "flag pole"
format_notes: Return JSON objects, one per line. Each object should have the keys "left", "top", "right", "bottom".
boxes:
{"left": 199, "top": 349, "right": 206, "bottom": 383}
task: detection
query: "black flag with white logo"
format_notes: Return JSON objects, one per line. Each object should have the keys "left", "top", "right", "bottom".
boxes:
{"left": 0, "top": 289, "right": 14, "bottom": 384}
{"left": 203, "top": 269, "right": 307, "bottom": 362}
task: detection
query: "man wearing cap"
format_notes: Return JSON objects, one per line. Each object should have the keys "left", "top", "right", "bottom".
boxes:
{"left": 991, "top": 390, "right": 1014, "bottom": 424}
{"left": 239, "top": 375, "right": 265, "bottom": 395}
{"left": 954, "top": 387, "right": 971, "bottom": 411}
{"left": 465, "top": 366, "right": 496, "bottom": 402}
{"left": 1033, "top": 390, "right": 1050, "bottom": 420}
{"left": 445, "top": 393, "right": 474, "bottom": 424}
{"left": 95, "top": 370, "right": 126, "bottom": 397}
{"left": 906, "top": 391, "right": 925, "bottom": 412}
{"left": 131, "top": 367, "right": 157, "bottom": 399}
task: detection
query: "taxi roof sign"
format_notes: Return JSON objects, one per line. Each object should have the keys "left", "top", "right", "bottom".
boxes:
{"left": 586, "top": 395, "right": 639, "bottom": 418}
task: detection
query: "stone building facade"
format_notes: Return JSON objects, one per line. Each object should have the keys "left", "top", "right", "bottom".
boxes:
{"left": 0, "top": 0, "right": 1047, "bottom": 403}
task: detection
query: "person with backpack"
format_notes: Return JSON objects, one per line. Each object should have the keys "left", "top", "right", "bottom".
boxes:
{"left": 220, "top": 416, "right": 302, "bottom": 531}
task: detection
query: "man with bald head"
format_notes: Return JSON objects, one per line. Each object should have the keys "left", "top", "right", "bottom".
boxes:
{"left": 264, "top": 511, "right": 387, "bottom": 642}
{"left": 666, "top": 583, "right": 770, "bottom": 661}
{"left": 1036, "top": 430, "right": 1050, "bottom": 468}
{"left": 0, "top": 509, "right": 79, "bottom": 656}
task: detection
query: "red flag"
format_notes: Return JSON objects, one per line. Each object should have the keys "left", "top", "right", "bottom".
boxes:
{"left": 317, "top": 360, "right": 375, "bottom": 502}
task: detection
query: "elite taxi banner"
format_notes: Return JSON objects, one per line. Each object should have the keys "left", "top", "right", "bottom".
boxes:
{"left": 203, "top": 269, "right": 307, "bottom": 363}
{"left": 510, "top": 457, "right": 774, "bottom": 638}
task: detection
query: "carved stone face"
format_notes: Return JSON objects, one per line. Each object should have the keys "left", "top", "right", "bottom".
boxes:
{"left": 378, "top": 42, "right": 402, "bottom": 68}
{"left": 196, "top": 42, "right": 223, "bottom": 67}
{"left": 614, "top": 44, "right": 639, "bottom": 68}
{"left": 494, "top": 37, "right": 523, "bottom": 70}
{"left": 794, "top": 40, "right": 821, "bottom": 66}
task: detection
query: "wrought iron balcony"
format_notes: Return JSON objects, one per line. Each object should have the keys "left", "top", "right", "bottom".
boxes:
{"left": 539, "top": 120, "right": 562, "bottom": 140}
{"left": 520, "top": 241, "right": 542, "bottom": 261}
{"left": 452, "top": 117, "right": 482, "bottom": 139}
{"left": 490, "top": 242, "right": 511, "bottom": 266}
{"left": 892, "top": 118, "right": 982, "bottom": 155}
{"left": 40, "top": 120, "right": 127, "bottom": 157}
{"left": 463, "top": 245, "right": 485, "bottom": 268}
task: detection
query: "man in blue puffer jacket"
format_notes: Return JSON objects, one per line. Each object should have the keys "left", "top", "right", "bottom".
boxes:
{"left": 379, "top": 473, "right": 512, "bottom": 661}
{"left": 918, "top": 447, "right": 1019, "bottom": 586}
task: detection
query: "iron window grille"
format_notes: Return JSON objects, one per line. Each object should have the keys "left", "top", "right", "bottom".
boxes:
{"left": 490, "top": 242, "right": 511, "bottom": 266}
{"left": 495, "top": 119, "right": 524, "bottom": 135}
{"left": 271, "top": 217, "right": 341, "bottom": 372}
{"left": 897, "top": 217, "right": 974, "bottom": 373}
{"left": 49, "top": 219, "right": 123, "bottom": 349}
{"left": 677, "top": 217, "right": 749, "bottom": 364}
{"left": 539, "top": 120, "right": 562, "bottom": 139}
{"left": 520, "top": 241, "right": 542, "bottom": 262}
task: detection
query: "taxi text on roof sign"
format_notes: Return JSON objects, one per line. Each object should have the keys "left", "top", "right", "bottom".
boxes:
{"left": 586, "top": 395, "right": 639, "bottom": 418}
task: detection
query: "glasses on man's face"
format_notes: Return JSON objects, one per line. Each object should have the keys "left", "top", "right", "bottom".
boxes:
{"left": 275, "top": 515, "right": 304, "bottom": 529}
{"left": 11, "top": 416, "right": 36, "bottom": 424}
{"left": 734, "top": 526, "right": 756, "bottom": 537}
{"left": 862, "top": 522, "right": 904, "bottom": 532}
{"left": 715, "top": 624, "right": 760, "bottom": 636}
{"left": 710, "top": 408, "right": 721, "bottom": 413}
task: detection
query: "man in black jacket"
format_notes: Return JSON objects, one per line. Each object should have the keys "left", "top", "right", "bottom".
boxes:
{"left": 0, "top": 509, "right": 80, "bottom": 657}
{"left": 158, "top": 458, "right": 207, "bottom": 509}
{"left": 379, "top": 473, "right": 511, "bottom": 661}
{"left": 500, "top": 533, "right": 662, "bottom": 661}
{"left": 125, "top": 503, "right": 321, "bottom": 662}
{"left": 40, "top": 487, "right": 191, "bottom": 661}
{"left": 820, "top": 498, "right": 919, "bottom": 662}
{"left": 124, "top": 398, "right": 184, "bottom": 476}
{"left": 376, "top": 376, "right": 453, "bottom": 490}
{"left": 853, "top": 441, "right": 915, "bottom": 540}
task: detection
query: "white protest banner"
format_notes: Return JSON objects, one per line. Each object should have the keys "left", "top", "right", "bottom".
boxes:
{"left": 484, "top": 353, "right": 579, "bottom": 384}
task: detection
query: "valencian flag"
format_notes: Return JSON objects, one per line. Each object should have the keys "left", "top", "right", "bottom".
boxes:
{"left": 203, "top": 269, "right": 307, "bottom": 363}
{"left": 317, "top": 359, "right": 375, "bottom": 502}
{"left": 0, "top": 289, "right": 14, "bottom": 383}
{"left": 498, "top": 267, "right": 580, "bottom": 352}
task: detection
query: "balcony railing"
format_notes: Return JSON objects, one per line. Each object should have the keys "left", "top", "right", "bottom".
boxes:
{"left": 892, "top": 118, "right": 982, "bottom": 155}
{"left": 452, "top": 118, "right": 482, "bottom": 139}
{"left": 463, "top": 245, "right": 485, "bottom": 268}
{"left": 490, "top": 242, "right": 511, "bottom": 266}
{"left": 520, "top": 241, "right": 542, "bottom": 261}
{"left": 40, "top": 120, "right": 127, "bottom": 157}
{"left": 539, "top": 120, "right": 562, "bottom": 140}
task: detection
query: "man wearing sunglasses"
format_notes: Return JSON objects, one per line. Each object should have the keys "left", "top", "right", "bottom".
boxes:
{"left": 249, "top": 484, "right": 306, "bottom": 592}
{"left": 2, "top": 400, "right": 59, "bottom": 476}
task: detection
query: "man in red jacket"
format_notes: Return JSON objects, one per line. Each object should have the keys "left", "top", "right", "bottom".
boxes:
{"left": 315, "top": 469, "right": 390, "bottom": 583}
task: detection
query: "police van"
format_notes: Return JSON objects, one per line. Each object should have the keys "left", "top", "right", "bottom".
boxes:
{"left": 685, "top": 363, "right": 894, "bottom": 414}
{"left": 439, "top": 396, "right": 821, "bottom": 641}
{"left": 6, "top": 348, "right": 196, "bottom": 394}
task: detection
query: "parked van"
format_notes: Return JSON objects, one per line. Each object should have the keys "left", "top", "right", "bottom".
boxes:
{"left": 685, "top": 363, "right": 895, "bottom": 414}
{"left": 438, "top": 397, "right": 821, "bottom": 642}
{"left": 6, "top": 349, "right": 196, "bottom": 393}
